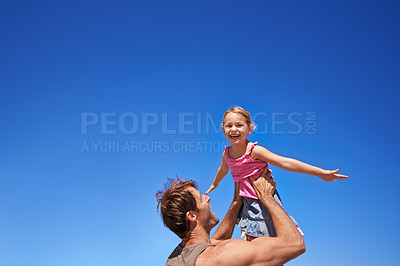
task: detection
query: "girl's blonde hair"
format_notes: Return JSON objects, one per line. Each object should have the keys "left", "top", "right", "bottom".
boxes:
{"left": 222, "top": 106, "right": 256, "bottom": 133}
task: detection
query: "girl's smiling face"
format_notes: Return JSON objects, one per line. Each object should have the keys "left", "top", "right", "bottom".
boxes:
{"left": 223, "top": 112, "right": 251, "bottom": 144}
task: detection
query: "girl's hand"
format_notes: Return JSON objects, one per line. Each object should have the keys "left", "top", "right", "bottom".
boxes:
{"left": 206, "top": 183, "right": 218, "bottom": 195}
{"left": 318, "top": 169, "right": 349, "bottom": 182}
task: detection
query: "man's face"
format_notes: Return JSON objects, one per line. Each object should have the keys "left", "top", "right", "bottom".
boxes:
{"left": 187, "top": 187, "right": 219, "bottom": 230}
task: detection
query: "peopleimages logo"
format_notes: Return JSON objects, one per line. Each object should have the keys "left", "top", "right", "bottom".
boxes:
{"left": 80, "top": 112, "right": 317, "bottom": 153}
{"left": 81, "top": 112, "right": 223, "bottom": 135}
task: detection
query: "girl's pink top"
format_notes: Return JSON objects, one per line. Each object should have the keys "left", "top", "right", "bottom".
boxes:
{"left": 225, "top": 142, "right": 267, "bottom": 199}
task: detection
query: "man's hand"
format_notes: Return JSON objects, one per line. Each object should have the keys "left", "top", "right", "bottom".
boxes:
{"left": 248, "top": 168, "right": 276, "bottom": 199}
{"left": 318, "top": 169, "right": 349, "bottom": 182}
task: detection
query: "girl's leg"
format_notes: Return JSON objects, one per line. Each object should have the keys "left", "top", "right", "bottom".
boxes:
{"left": 241, "top": 230, "right": 259, "bottom": 241}
{"left": 246, "top": 234, "right": 258, "bottom": 241}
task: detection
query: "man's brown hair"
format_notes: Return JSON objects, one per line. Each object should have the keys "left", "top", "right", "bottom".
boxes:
{"left": 155, "top": 177, "right": 198, "bottom": 239}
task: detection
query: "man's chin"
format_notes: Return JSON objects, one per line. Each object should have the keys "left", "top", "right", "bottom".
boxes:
{"left": 212, "top": 216, "right": 220, "bottom": 226}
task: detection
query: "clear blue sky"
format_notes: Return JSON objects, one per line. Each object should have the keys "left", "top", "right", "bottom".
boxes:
{"left": 1, "top": 1, "right": 399, "bottom": 265}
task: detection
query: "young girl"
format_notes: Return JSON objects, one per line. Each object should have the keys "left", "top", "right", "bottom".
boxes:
{"left": 206, "top": 107, "right": 348, "bottom": 241}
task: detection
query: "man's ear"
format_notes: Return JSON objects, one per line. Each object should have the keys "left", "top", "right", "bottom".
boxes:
{"left": 186, "top": 211, "right": 197, "bottom": 222}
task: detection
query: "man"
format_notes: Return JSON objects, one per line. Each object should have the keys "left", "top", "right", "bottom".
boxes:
{"left": 155, "top": 168, "right": 306, "bottom": 265}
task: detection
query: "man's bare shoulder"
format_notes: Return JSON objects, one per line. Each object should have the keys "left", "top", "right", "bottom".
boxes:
{"left": 196, "top": 239, "right": 259, "bottom": 266}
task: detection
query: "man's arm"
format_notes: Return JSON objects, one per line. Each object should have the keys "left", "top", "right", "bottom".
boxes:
{"left": 211, "top": 181, "right": 242, "bottom": 243}
{"left": 203, "top": 169, "right": 305, "bottom": 266}
{"left": 248, "top": 171, "right": 306, "bottom": 264}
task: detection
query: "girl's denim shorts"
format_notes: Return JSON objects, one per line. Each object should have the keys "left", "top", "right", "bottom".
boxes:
{"left": 237, "top": 190, "right": 299, "bottom": 237}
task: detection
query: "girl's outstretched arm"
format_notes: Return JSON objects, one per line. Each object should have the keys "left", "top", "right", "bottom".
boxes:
{"left": 206, "top": 153, "right": 229, "bottom": 194}
{"left": 252, "top": 146, "right": 348, "bottom": 182}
